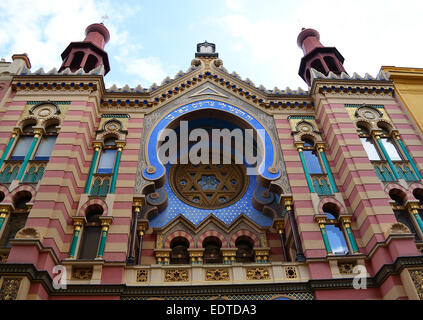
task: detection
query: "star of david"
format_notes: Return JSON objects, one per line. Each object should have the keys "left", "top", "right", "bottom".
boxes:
{"left": 170, "top": 163, "right": 248, "bottom": 209}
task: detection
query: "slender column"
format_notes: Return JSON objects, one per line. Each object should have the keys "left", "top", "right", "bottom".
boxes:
{"left": 69, "top": 217, "right": 85, "bottom": 258}
{"left": 84, "top": 142, "right": 102, "bottom": 194}
{"left": 341, "top": 217, "right": 359, "bottom": 253}
{"left": 317, "top": 143, "right": 338, "bottom": 193}
{"left": 97, "top": 217, "right": 113, "bottom": 258}
{"left": 373, "top": 132, "right": 399, "bottom": 180}
{"left": 393, "top": 132, "right": 422, "bottom": 180}
{"left": 137, "top": 230, "right": 144, "bottom": 265}
{"left": 136, "top": 220, "right": 149, "bottom": 265}
{"left": 282, "top": 197, "right": 306, "bottom": 261}
{"left": 16, "top": 129, "right": 42, "bottom": 181}
{"left": 408, "top": 204, "right": 423, "bottom": 236}
{"left": 295, "top": 143, "right": 314, "bottom": 193}
{"left": 317, "top": 218, "right": 332, "bottom": 254}
{"left": 127, "top": 205, "right": 140, "bottom": 264}
{"left": 0, "top": 205, "right": 12, "bottom": 232}
{"left": 0, "top": 131, "right": 18, "bottom": 169}
{"left": 110, "top": 142, "right": 125, "bottom": 193}
{"left": 273, "top": 219, "right": 288, "bottom": 261}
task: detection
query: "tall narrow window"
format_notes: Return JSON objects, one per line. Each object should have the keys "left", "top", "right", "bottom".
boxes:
{"left": 0, "top": 191, "right": 31, "bottom": 248}
{"left": 78, "top": 205, "right": 103, "bottom": 260}
{"left": 10, "top": 136, "right": 33, "bottom": 161}
{"left": 34, "top": 136, "right": 56, "bottom": 161}
{"left": 97, "top": 138, "right": 117, "bottom": 174}
{"left": 324, "top": 208, "right": 349, "bottom": 255}
{"left": 358, "top": 126, "right": 381, "bottom": 160}
{"left": 303, "top": 139, "right": 324, "bottom": 174}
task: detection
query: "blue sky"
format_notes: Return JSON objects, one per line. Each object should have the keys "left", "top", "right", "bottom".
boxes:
{"left": 0, "top": 0, "right": 422, "bottom": 91}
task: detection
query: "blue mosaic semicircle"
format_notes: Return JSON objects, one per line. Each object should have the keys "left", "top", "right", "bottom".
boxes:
{"left": 144, "top": 99, "right": 280, "bottom": 181}
{"left": 148, "top": 165, "right": 273, "bottom": 228}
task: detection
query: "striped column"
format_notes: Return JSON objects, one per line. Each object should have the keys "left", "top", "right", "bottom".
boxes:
{"left": 317, "top": 143, "right": 338, "bottom": 193}
{"left": 393, "top": 132, "right": 422, "bottom": 180}
{"left": 373, "top": 132, "right": 400, "bottom": 180}
{"left": 68, "top": 217, "right": 85, "bottom": 258}
{"left": 0, "top": 205, "right": 11, "bottom": 232}
{"left": 341, "top": 217, "right": 359, "bottom": 253}
{"left": 317, "top": 218, "right": 332, "bottom": 254}
{"left": 408, "top": 204, "right": 423, "bottom": 236}
{"left": 84, "top": 142, "right": 102, "bottom": 194}
{"left": 109, "top": 141, "right": 125, "bottom": 194}
{"left": 0, "top": 131, "right": 18, "bottom": 169}
{"left": 295, "top": 143, "right": 314, "bottom": 193}
{"left": 16, "top": 129, "right": 42, "bottom": 181}
{"left": 97, "top": 217, "right": 113, "bottom": 258}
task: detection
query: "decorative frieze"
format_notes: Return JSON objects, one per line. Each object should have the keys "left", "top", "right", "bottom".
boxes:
{"left": 71, "top": 267, "right": 93, "bottom": 280}
{"left": 136, "top": 270, "right": 148, "bottom": 282}
{"left": 409, "top": 269, "right": 423, "bottom": 300}
{"left": 164, "top": 269, "right": 189, "bottom": 282}
{"left": 284, "top": 266, "right": 298, "bottom": 279}
{"left": 0, "top": 278, "right": 22, "bottom": 300}
{"left": 338, "top": 263, "right": 355, "bottom": 275}
{"left": 205, "top": 268, "right": 230, "bottom": 281}
{"left": 246, "top": 267, "right": 270, "bottom": 280}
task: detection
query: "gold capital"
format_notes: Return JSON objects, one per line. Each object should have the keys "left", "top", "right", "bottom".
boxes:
{"left": 316, "top": 143, "right": 326, "bottom": 152}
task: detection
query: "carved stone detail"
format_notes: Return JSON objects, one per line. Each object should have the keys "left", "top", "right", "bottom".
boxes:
{"left": 338, "top": 263, "right": 355, "bottom": 275}
{"left": 205, "top": 268, "right": 230, "bottom": 281}
{"left": 284, "top": 266, "right": 298, "bottom": 279}
{"left": 15, "top": 227, "right": 41, "bottom": 240}
{"left": 164, "top": 269, "right": 189, "bottom": 282}
{"left": 385, "top": 222, "right": 411, "bottom": 238}
{"left": 246, "top": 267, "right": 270, "bottom": 280}
{"left": 71, "top": 267, "right": 93, "bottom": 280}
{"left": 136, "top": 270, "right": 149, "bottom": 282}
{"left": 409, "top": 269, "right": 423, "bottom": 300}
{"left": 0, "top": 278, "right": 22, "bottom": 300}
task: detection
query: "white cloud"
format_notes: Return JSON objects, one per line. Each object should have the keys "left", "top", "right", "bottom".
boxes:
{"left": 217, "top": 0, "right": 423, "bottom": 90}
{"left": 122, "top": 56, "right": 168, "bottom": 86}
{"left": 225, "top": 0, "right": 245, "bottom": 11}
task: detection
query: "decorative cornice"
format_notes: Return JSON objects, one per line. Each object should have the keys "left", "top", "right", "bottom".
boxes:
{"left": 0, "top": 256, "right": 422, "bottom": 297}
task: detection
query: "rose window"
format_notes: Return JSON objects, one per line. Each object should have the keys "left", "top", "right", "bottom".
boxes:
{"left": 169, "top": 163, "right": 248, "bottom": 209}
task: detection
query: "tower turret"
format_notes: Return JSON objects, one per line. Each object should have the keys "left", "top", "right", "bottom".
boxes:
{"left": 59, "top": 23, "right": 111, "bottom": 74}
{"left": 297, "top": 28, "right": 346, "bottom": 86}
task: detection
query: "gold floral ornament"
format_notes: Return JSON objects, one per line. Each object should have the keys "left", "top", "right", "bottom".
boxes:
{"left": 71, "top": 267, "right": 93, "bottom": 280}
{"left": 206, "top": 268, "right": 230, "bottom": 281}
{"left": 164, "top": 269, "right": 189, "bottom": 282}
{"left": 170, "top": 163, "right": 248, "bottom": 209}
{"left": 409, "top": 269, "right": 423, "bottom": 299}
{"left": 136, "top": 270, "right": 149, "bottom": 282}
{"left": 0, "top": 278, "right": 22, "bottom": 300}
{"left": 246, "top": 267, "right": 270, "bottom": 280}
{"left": 338, "top": 263, "right": 355, "bottom": 275}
